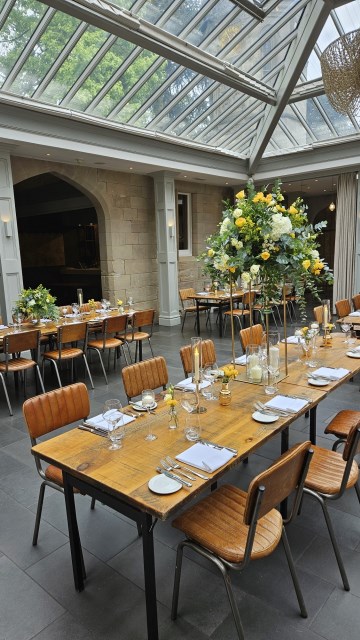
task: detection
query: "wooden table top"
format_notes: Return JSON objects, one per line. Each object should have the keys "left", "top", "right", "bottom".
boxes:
{"left": 192, "top": 289, "right": 253, "bottom": 301}
{"left": 338, "top": 314, "right": 360, "bottom": 325}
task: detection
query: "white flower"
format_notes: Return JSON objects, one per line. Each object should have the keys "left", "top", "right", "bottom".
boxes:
{"left": 269, "top": 213, "right": 292, "bottom": 241}
{"left": 250, "top": 264, "right": 260, "bottom": 275}
{"left": 220, "top": 218, "right": 232, "bottom": 234}
{"left": 164, "top": 394, "right": 172, "bottom": 402}
{"left": 242, "top": 272, "right": 251, "bottom": 283}
{"left": 233, "top": 208, "right": 243, "bottom": 219}
{"left": 231, "top": 238, "right": 243, "bottom": 250}
{"left": 310, "top": 249, "right": 319, "bottom": 259}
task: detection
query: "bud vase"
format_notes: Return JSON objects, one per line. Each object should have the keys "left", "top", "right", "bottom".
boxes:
{"left": 168, "top": 406, "right": 179, "bottom": 429}
{"left": 219, "top": 382, "right": 231, "bottom": 406}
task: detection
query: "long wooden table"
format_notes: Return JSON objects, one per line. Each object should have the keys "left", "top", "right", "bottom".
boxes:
{"left": 193, "top": 290, "right": 246, "bottom": 337}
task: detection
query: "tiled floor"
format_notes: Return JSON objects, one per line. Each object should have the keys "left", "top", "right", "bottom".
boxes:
{"left": 0, "top": 315, "right": 359, "bottom": 640}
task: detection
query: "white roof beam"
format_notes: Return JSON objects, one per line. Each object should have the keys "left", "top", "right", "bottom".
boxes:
{"left": 289, "top": 78, "right": 324, "bottom": 102}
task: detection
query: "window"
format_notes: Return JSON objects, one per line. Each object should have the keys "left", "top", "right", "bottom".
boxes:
{"left": 177, "top": 192, "right": 192, "bottom": 256}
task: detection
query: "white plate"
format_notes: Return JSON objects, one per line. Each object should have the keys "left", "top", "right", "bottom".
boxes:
{"left": 308, "top": 378, "right": 329, "bottom": 386}
{"left": 252, "top": 411, "right": 278, "bottom": 423}
{"left": 132, "top": 401, "right": 158, "bottom": 412}
{"left": 346, "top": 351, "right": 360, "bottom": 358}
{"left": 148, "top": 474, "right": 182, "bottom": 494}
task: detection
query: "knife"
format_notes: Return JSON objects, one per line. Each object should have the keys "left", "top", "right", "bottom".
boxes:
{"left": 200, "top": 439, "right": 238, "bottom": 456}
{"left": 78, "top": 425, "right": 107, "bottom": 437}
{"left": 156, "top": 467, "right": 192, "bottom": 487}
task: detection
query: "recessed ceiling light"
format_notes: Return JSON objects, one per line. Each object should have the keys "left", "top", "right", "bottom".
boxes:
{"left": 225, "top": 182, "right": 229, "bottom": 185}
{"left": 129, "top": 166, "right": 133, "bottom": 170}
{"left": 183, "top": 175, "right": 187, "bottom": 178}
{"left": 46, "top": 153, "right": 51, "bottom": 156}
{"left": 315, "top": 179, "right": 318, "bottom": 182}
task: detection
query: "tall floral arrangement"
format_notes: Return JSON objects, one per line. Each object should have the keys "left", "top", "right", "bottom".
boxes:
{"left": 13, "top": 284, "right": 58, "bottom": 321}
{"left": 199, "top": 180, "right": 333, "bottom": 316}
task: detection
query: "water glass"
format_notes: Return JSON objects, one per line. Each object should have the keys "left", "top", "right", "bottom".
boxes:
{"left": 142, "top": 389, "right": 157, "bottom": 441}
{"left": 184, "top": 414, "right": 201, "bottom": 441}
{"left": 181, "top": 390, "right": 198, "bottom": 414}
{"left": 341, "top": 321, "right": 351, "bottom": 342}
{"left": 347, "top": 330, "right": 357, "bottom": 346}
{"left": 102, "top": 399, "right": 124, "bottom": 450}
{"left": 264, "top": 369, "right": 278, "bottom": 395}
{"left": 202, "top": 363, "right": 219, "bottom": 400}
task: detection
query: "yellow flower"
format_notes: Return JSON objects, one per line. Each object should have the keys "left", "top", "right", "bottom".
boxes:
{"left": 165, "top": 398, "right": 178, "bottom": 407}
{"left": 117, "top": 299, "right": 123, "bottom": 306}
{"left": 290, "top": 233, "right": 295, "bottom": 238}
{"left": 208, "top": 248, "right": 215, "bottom": 257}
{"left": 236, "top": 190, "right": 245, "bottom": 199}
{"left": 252, "top": 192, "right": 264, "bottom": 203}
{"left": 265, "top": 193, "right": 273, "bottom": 203}
{"left": 222, "top": 365, "right": 238, "bottom": 382}
{"left": 288, "top": 205, "right": 298, "bottom": 214}
{"left": 260, "top": 251, "right": 270, "bottom": 260}
{"left": 229, "top": 267, "right": 236, "bottom": 273}
{"left": 302, "top": 259, "right": 311, "bottom": 270}
{"left": 314, "top": 269, "right": 320, "bottom": 275}
{"left": 235, "top": 217, "right": 247, "bottom": 227}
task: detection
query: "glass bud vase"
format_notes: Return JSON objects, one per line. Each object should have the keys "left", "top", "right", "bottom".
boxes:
{"left": 219, "top": 382, "right": 231, "bottom": 406}
{"left": 168, "top": 406, "right": 179, "bottom": 429}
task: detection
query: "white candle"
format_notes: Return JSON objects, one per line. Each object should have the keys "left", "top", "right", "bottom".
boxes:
{"left": 323, "top": 305, "right": 328, "bottom": 326}
{"left": 251, "top": 364, "right": 262, "bottom": 382}
{"left": 269, "top": 345, "right": 280, "bottom": 370}
{"left": 194, "top": 347, "right": 200, "bottom": 382}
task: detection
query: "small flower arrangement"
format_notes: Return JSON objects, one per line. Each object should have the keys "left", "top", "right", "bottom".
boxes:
{"left": 164, "top": 384, "right": 178, "bottom": 429}
{"left": 13, "top": 284, "right": 58, "bottom": 321}
{"left": 88, "top": 298, "right": 96, "bottom": 310}
{"left": 117, "top": 298, "right": 124, "bottom": 313}
{"left": 221, "top": 365, "right": 238, "bottom": 383}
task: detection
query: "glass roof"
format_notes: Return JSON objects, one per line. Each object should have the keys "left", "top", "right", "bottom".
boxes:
{"left": 0, "top": 0, "right": 359, "bottom": 169}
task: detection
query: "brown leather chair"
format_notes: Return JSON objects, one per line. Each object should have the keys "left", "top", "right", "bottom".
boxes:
{"left": 171, "top": 442, "right": 313, "bottom": 640}
{"left": 0, "top": 329, "right": 45, "bottom": 415}
{"left": 42, "top": 322, "right": 94, "bottom": 389}
{"left": 179, "top": 339, "right": 217, "bottom": 378}
{"left": 223, "top": 291, "right": 256, "bottom": 335}
{"left": 335, "top": 298, "right": 351, "bottom": 319}
{"left": 313, "top": 305, "right": 323, "bottom": 324}
{"left": 23, "top": 383, "right": 94, "bottom": 545}
{"left": 303, "top": 424, "right": 360, "bottom": 591}
{"left": 87, "top": 314, "right": 129, "bottom": 384}
{"left": 125, "top": 309, "right": 155, "bottom": 362}
{"left": 239, "top": 323, "right": 263, "bottom": 351}
{"left": 352, "top": 293, "right": 360, "bottom": 311}
{"left": 79, "top": 301, "right": 102, "bottom": 312}
{"left": 121, "top": 356, "right": 168, "bottom": 402}
{"left": 324, "top": 410, "right": 360, "bottom": 451}
{"left": 179, "top": 288, "right": 210, "bottom": 332}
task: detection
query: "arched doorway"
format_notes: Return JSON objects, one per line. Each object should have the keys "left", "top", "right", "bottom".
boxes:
{"left": 14, "top": 173, "right": 102, "bottom": 305}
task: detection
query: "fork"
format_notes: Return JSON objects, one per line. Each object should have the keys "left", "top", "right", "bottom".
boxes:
{"left": 254, "top": 402, "right": 288, "bottom": 417}
{"left": 256, "top": 400, "right": 296, "bottom": 415}
{"left": 160, "top": 459, "right": 196, "bottom": 481}
{"left": 165, "top": 456, "right": 209, "bottom": 480}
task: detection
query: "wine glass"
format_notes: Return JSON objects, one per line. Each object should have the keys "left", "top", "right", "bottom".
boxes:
{"left": 13, "top": 311, "right": 23, "bottom": 332}
{"left": 181, "top": 390, "right": 198, "bottom": 414}
{"left": 101, "top": 298, "right": 108, "bottom": 315}
{"left": 347, "top": 329, "right": 357, "bottom": 346}
{"left": 102, "top": 399, "right": 124, "bottom": 450}
{"left": 142, "top": 389, "right": 157, "bottom": 441}
{"left": 202, "top": 363, "right": 219, "bottom": 400}
{"left": 61, "top": 306, "right": 68, "bottom": 324}
{"left": 340, "top": 321, "right": 351, "bottom": 343}
{"left": 72, "top": 302, "right": 80, "bottom": 318}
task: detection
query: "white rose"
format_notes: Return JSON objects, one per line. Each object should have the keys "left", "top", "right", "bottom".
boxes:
{"left": 242, "top": 272, "right": 251, "bottom": 283}
{"left": 250, "top": 264, "right": 260, "bottom": 275}
{"left": 310, "top": 249, "right": 319, "bottom": 259}
{"left": 233, "top": 208, "right": 243, "bottom": 219}
{"left": 269, "top": 213, "right": 292, "bottom": 241}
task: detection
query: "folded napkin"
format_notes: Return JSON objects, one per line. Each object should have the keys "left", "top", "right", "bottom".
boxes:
{"left": 281, "top": 335, "right": 304, "bottom": 344}
{"left": 40, "top": 318, "right": 52, "bottom": 323}
{"left": 175, "top": 378, "right": 211, "bottom": 391}
{"left": 197, "top": 291, "right": 209, "bottom": 295}
{"left": 176, "top": 442, "right": 233, "bottom": 472}
{"left": 349, "top": 311, "right": 360, "bottom": 316}
{"left": 349, "top": 345, "right": 360, "bottom": 352}
{"left": 313, "top": 367, "right": 349, "bottom": 380}
{"left": 86, "top": 412, "right": 135, "bottom": 430}
{"left": 265, "top": 395, "right": 309, "bottom": 412}
{"left": 0, "top": 324, "right": 9, "bottom": 329}
{"left": 235, "top": 354, "right": 247, "bottom": 365}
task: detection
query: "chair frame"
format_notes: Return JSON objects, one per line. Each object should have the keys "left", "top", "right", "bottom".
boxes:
{"left": 87, "top": 314, "right": 130, "bottom": 384}
{"left": 0, "top": 329, "right": 45, "bottom": 415}
{"left": 171, "top": 442, "right": 313, "bottom": 640}
{"left": 335, "top": 298, "right": 351, "bottom": 319}
{"left": 223, "top": 291, "right": 256, "bottom": 335}
{"left": 42, "top": 321, "right": 94, "bottom": 389}
{"left": 179, "top": 288, "right": 210, "bottom": 332}
{"left": 126, "top": 309, "right": 155, "bottom": 362}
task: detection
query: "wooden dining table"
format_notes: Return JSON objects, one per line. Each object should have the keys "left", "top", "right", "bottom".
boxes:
{"left": 193, "top": 289, "right": 250, "bottom": 337}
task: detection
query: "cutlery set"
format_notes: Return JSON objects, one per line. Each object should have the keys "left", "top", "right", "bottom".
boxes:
{"left": 157, "top": 456, "right": 210, "bottom": 486}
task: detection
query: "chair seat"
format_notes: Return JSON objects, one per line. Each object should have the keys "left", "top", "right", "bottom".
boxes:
{"left": 305, "top": 445, "right": 359, "bottom": 494}
{"left": 224, "top": 309, "right": 251, "bottom": 316}
{"left": 125, "top": 330, "right": 150, "bottom": 341}
{"left": 172, "top": 484, "right": 282, "bottom": 563}
{"left": 0, "top": 358, "right": 36, "bottom": 372}
{"left": 183, "top": 305, "right": 208, "bottom": 313}
{"left": 88, "top": 337, "right": 123, "bottom": 349}
{"left": 44, "top": 348, "right": 83, "bottom": 361}
{"left": 324, "top": 410, "right": 360, "bottom": 439}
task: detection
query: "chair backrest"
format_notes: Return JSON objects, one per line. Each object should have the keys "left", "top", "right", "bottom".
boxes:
{"left": 23, "top": 382, "right": 90, "bottom": 441}
{"left": 244, "top": 441, "right": 313, "bottom": 526}
{"left": 80, "top": 301, "right": 102, "bottom": 312}
{"left": 313, "top": 306, "right": 323, "bottom": 324}
{"left": 121, "top": 356, "right": 168, "bottom": 400}
{"left": 58, "top": 305, "right": 72, "bottom": 315}
{"left": 179, "top": 339, "right": 217, "bottom": 377}
{"left": 179, "top": 288, "right": 195, "bottom": 310}
{"left": 56, "top": 322, "right": 89, "bottom": 357}
{"left": 239, "top": 324, "right": 263, "bottom": 350}
{"left": 352, "top": 294, "right": 360, "bottom": 311}
{"left": 242, "top": 291, "right": 256, "bottom": 306}
{"left": 131, "top": 309, "right": 155, "bottom": 332}
{"left": 104, "top": 314, "right": 128, "bottom": 335}
{"left": 335, "top": 298, "right": 351, "bottom": 318}
{"left": 3, "top": 330, "right": 41, "bottom": 367}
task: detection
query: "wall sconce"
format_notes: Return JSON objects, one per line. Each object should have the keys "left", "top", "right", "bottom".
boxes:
{"left": 329, "top": 201, "right": 336, "bottom": 212}
{"left": 4, "top": 221, "right": 12, "bottom": 237}
{"left": 168, "top": 223, "right": 175, "bottom": 238}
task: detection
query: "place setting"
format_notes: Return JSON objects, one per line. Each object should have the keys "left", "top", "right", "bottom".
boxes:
{"left": 306, "top": 366, "right": 350, "bottom": 385}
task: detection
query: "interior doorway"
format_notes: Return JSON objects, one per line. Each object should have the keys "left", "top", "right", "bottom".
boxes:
{"left": 14, "top": 173, "right": 102, "bottom": 305}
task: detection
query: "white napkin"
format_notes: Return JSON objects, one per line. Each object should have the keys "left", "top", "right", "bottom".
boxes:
{"left": 281, "top": 335, "right": 303, "bottom": 344}
{"left": 349, "top": 311, "right": 360, "bottom": 316}
{"left": 265, "top": 395, "right": 309, "bottom": 412}
{"left": 235, "top": 355, "right": 247, "bottom": 365}
{"left": 176, "top": 442, "right": 233, "bottom": 472}
{"left": 175, "top": 378, "right": 211, "bottom": 391}
{"left": 40, "top": 318, "right": 52, "bottom": 323}
{"left": 86, "top": 412, "right": 135, "bottom": 430}
{"left": 196, "top": 292, "right": 209, "bottom": 295}
{"left": 313, "top": 367, "right": 349, "bottom": 380}
{"left": 349, "top": 345, "right": 360, "bottom": 352}
{"left": 0, "top": 324, "right": 8, "bottom": 329}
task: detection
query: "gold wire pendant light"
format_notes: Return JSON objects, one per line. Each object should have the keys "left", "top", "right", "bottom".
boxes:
{"left": 320, "top": 29, "right": 360, "bottom": 116}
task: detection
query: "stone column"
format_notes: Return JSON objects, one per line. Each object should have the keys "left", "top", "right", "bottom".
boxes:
{"left": 0, "top": 151, "right": 22, "bottom": 323}
{"left": 152, "top": 171, "right": 181, "bottom": 326}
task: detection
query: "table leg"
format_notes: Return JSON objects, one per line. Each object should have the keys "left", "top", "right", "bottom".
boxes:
{"left": 63, "top": 472, "right": 85, "bottom": 592}
{"left": 280, "top": 427, "right": 289, "bottom": 518}
{"left": 142, "top": 513, "right": 159, "bottom": 640}
{"left": 196, "top": 300, "right": 200, "bottom": 336}
{"left": 310, "top": 406, "right": 317, "bottom": 445}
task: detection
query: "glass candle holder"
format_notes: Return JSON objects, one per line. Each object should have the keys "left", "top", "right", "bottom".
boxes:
{"left": 246, "top": 344, "right": 262, "bottom": 383}
{"left": 191, "top": 337, "right": 202, "bottom": 383}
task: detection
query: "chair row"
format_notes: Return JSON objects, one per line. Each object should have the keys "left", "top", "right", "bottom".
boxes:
{"left": 23, "top": 371, "right": 360, "bottom": 640}
{"left": 315, "top": 294, "right": 360, "bottom": 323}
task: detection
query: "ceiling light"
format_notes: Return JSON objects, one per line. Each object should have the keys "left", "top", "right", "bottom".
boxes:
{"left": 321, "top": 29, "right": 360, "bottom": 116}
{"left": 329, "top": 202, "right": 336, "bottom": 212}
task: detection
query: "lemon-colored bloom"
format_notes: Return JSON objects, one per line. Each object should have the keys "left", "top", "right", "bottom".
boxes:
{"left": 260, "top": 251, "right": 270, "bottom": 261}
{"left": 288, "top": 205, "right": 298, "bottom": 214}
{"left": 117, "top": 299, "right": 123, "bottom": 306}
{"left": 229, "top": 267, "right": 236, "bottom": 273}
{"left": 208, "top": 248, "right": 215, "bottom": 257}
{"left": 235, "top": 217, "right": 247, "bottom": 227}
{"left": 302, "top": 259, "right": 311, "bottom": 270}
{"left": 236, "top": 190, "right": 245, "bottom": 199}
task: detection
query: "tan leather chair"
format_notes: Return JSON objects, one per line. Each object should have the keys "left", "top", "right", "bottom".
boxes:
{"left": 179, "top": 288, "right": 209, "bottom": 331}
{"left": 87, "top": 314, "right": 129, "bottom": 384}
{"left": 171, "top": 442, "right": 313, "bottom": 640}
{"left": 125, "top": 309, "right": 155, "bottom": 362}
{"left": 179, "top": 339, "right": 217, "bottom": 378}
{"left": 352, "top": 293, "right": 360, "bottom": 311}
{"left": 23, "top": 383, "right": 94, "bottom": 545}
{"left": 0, "top": 329, "right": 45, "bottom": 416}
{"left": 313, "top": 305, "right": 323, "bottom": 324}
{"left": 324, "top": 410, "right": 360, "bottom": 451}
{"left": 239, "top": 324, "right": 263, "bottom": 351}
{"left": 42, "top": 322, "right": 94, "bottom": 389}
{"left": 303, "top": 424, "right": 360, "bottom": 591}
{"left": 335, "top": 298, "right": 351, "bottom": 319}
{"left": 121, "top": 356, "right": 168, "bottom": 402}
{"left": 79, "top": 301, "right": 102, "bottom": 312}
{"left": 223, "top": 291, "right": 256, "bottom": 335}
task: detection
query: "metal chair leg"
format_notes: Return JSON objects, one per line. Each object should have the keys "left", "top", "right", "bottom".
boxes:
{"left": 281, "top": 527, "right": 307, "bottom": 617}
{"left": 0, "top": 372, "right": 13, "bottom": 415}
{"left": 82, "top": 354, "right": 95, "bottom": 388}
{"left": 90, "top": 497, "right": 96, "bottom": 510}
{"left": 148, "top": 337, "right": 154, "bottom": 358}
{"left": 171, "top": 541, "right": 185, "bottom": 620}
{"left": 33, "top": 482, "right": 46, "bottom": 545}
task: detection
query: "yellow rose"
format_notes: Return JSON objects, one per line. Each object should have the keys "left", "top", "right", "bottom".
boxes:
{"left": 260, "top": 251, "right": 270, "bottom": 261}
{"left": 288, "top": 205, "right": 298, "bottom": 214}
{"left": 229, "top": 267, "right": 236, "bottom": 273}
{"left": 290, "top": 233, "right": 295, "bottom": 238}
{"left": 236, "top": 190, "right": 245, "bottom": 199}
{"left": 314, "top": 269, "right": 320, "bottom": 275}
{"left": 302, "top": 259, "right": 311, "bottom": 270}
{"left": 265, "top": 193, "right": 273, "bottom": 203}
{"left": 235, "top": 217, "right": 247, "bottom": 227}
{"left": 117, "top": 299, "right": 123, "bottom": 306}
{"left": 252, "top": 192, "right": 264, "bottom": 203}
{"left": 208, "top": 248, "right": 215, "bottom": 257}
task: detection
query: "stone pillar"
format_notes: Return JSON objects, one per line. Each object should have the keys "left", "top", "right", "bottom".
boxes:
{"left": 0, "top": 151, "right": 22, "bottom": 323}
{"left": 152, "top": 171, "right": 180, "bottom": 326}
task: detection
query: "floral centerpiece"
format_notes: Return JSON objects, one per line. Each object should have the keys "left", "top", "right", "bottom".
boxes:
{"left": 221, "top": 365, "right": 238, "bottom": 383}
{"left": 13, "top": 284, "right": 58, "bottom": 322}
{"left": 164, "top": 384, "right": 179, "bottom": 429}
{"left": 117, "top": 298, "right": 124, "bottom": 313}
{"left": 199, "top": 180, "right": 333, "bottom": 318}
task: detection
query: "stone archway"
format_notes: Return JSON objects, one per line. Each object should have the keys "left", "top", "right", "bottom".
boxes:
{"left": 14, "top": 173, "right": 103, "bottom": 305}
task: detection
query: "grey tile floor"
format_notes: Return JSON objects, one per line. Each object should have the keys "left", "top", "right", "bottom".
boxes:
{"left": 0, "top": 314, "right": 359, "bottom": 640}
